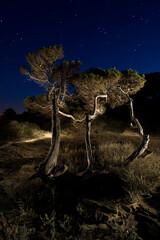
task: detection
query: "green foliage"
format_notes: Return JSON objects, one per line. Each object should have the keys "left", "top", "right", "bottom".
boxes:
{"left": 105, "top": 67, "right": 121, "bottom": 78}
{"left": 120, "top": 68, "right": 146, "bottom": 94}
{"left": 36, "top": 93, "right": 47, "bottom": 104}
{"left": 80, "top": 71, "right": 103, "bottom": 80}
{"left": 21, "top": 45, "right": 146, "bottom": 120}
{"left": 23, "top": 96, "right": 36, "bottom": 111}
{"left": 74, "top": 67, "right": 146, "bottom": 112}
{"left": 21, "top": 45, "right": 82, "bottom": 99}
{"left": 81, "top": 67, "right": 121, "bottom": 80}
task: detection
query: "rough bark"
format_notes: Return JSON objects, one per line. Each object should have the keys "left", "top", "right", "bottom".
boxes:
{"left": 125, "top": 135, "right": 149, "bottom": 165}
{"left": 79, "top": 95, "right": 108, "bottom": 175}
{"left": 34, "top": 91, "right": 61, "bottom": 177}
{"left": 44, "top": 93, "right": 60, "bottom": 175}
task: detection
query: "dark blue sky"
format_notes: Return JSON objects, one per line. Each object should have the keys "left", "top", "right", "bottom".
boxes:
{"left": 0, "top": 0, "right": 160, "bottom": 114}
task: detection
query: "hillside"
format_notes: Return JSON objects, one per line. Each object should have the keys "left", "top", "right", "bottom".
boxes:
{"left": 0, "top": 127, "right": 160, "bottom": 239}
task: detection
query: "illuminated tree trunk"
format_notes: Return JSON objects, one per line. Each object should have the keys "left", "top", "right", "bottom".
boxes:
{"left": 35, "top": 91, "right": 61, "bottom": 176}
{"left": 44, "top": 92, "right": 60, "bottom": 175}
{"left": 119, "top": 88, "right": 150, "bottom": 166}
{"left": 79, "top": 95, "right": 108, "bottom": 175}
{"left": 125, "top": 97, "right": 149, "bottom": 165}
{"left": 85, "top": 114, "right": 93, "bottom": 170}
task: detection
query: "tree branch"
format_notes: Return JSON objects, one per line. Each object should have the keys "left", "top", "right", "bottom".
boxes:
{"left": 91, "top": 94, "right": 108, "bottom": 120}
{"left": 28, "top": 101, "right": 52, "bottom": 114}
{"left": 58, "top": 110, "right": 85, "bottom": 123}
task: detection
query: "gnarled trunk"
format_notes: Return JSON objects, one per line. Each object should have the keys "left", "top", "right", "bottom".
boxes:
{"left": 119, "top": 88, "right": 150, "bottom": 166}
{"left": 35, "top": 91, "right": 60, "bottom": 176}
{"left": 124, "top": 98, "right": 150, "bottom": 165}
{"left": 125, "top": 135, "right": 149, "bottom": 165}
{"left": 85, "top": 114, "right": 93, "bottom": 170}
{"left": 83, "top": 95, "right": 108, "bottom": 173}
{"left": 44, "top": 93, "right": 60, "bottom": 175}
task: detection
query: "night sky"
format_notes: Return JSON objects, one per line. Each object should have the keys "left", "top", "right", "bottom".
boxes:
{"left": 0, "top": 0, "right": 160, "bottom": 114}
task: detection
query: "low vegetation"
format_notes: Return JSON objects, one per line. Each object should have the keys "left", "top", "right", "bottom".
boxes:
{"left": 0, "top": 120, "right": 41, "bottom": 142}
{"left": 0, "top": 122, "right": 160, "bottom": 239}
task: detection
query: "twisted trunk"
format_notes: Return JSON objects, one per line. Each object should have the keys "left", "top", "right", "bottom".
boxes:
{"left": 84, "top": 95, "right": 108, "bottom": 172}
{"left": 85, "top": 114, "right": 93, "bottom": 170}
{"left": 44, "top": 93, "right": 60, "bottom": 175}
{"left": 125, "top": 97, "right": 149, "bottom": 165}
{"left": 35, "top": 91, "right": 60, "bottom": 176}
{"left": 119, "top": 88, "right": 150, "bottom": 165}
{"left": 125, "top": 135, "right": 149, "bottom": 165}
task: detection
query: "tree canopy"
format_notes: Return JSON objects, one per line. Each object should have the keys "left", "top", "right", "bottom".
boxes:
{"left": 24, "top": 67, "right": 145, "bottom": 118}
{"left": 72, "top": 68, "right": 145, "bottom": 113}
{"left": 21, "top": 44, "right": 147, "bottom": 177}
{"left": 20, "top": 45, "right": 81, "bottom": 102}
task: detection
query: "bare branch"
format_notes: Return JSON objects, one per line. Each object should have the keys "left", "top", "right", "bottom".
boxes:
{"left": 91, "top": 94, "right": 108, "bottom": 120}
{"left": 59, "top": 110, "right": 85, "bottom": 123}
{"left": 27, "top": 72, "right": 49, "bottom": 85}
{"left": 47, "top": 85, "right": 55, "bottom": 101}
{"left": 125, "top": 135, "right": 149, "bottom": 165}
{"left": 28, "top": 101, "right": 52, "bottom": 115}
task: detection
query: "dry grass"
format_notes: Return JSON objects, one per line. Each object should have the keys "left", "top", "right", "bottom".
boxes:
{"left": 94, "top": 140, "right": 160, "bottom": 203}
{"left": 58, "top": 134, "right": 160, "bottom": 203}
{"left": 98, "top": 142, "right": 134, "bottom": 169}
{"left": 1, "top": 130, "right": 160, "bottom": 239}
{"left": 123, "top": 153, "right": 160, "bottom": 202}
{"left": 59, "top": 137, "right": 87, "bottom": 173}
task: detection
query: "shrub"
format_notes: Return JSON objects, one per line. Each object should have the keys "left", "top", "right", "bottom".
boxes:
{"left": 0, "top": 120, "right": 40, "bottom": 141}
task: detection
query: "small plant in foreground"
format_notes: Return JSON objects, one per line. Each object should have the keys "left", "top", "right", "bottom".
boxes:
{"left": 40, "top": 211, "right": 56, "bottom": 239}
